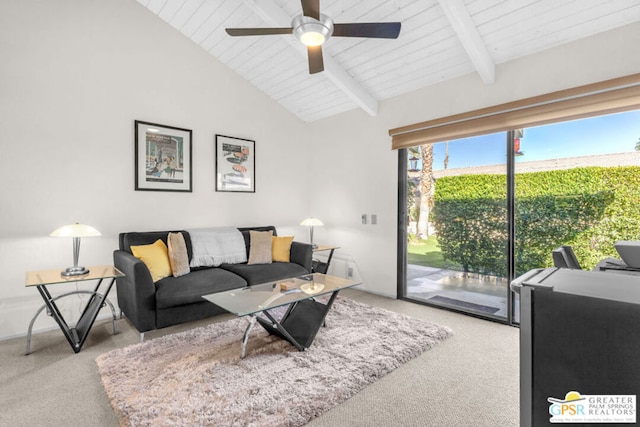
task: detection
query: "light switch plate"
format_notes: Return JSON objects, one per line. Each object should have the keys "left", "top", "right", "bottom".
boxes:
{"left": 371, "top": 214, "right": 377, "bottom": 225}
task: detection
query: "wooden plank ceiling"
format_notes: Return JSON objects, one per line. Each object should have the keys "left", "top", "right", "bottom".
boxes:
{"left": 137, "top": 0, "right": 640, "bottom": 122}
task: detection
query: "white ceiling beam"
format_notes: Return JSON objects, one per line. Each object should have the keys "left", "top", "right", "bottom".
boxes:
{"left": 437, "top": 0, "right": 495, "bottom": 84}
{"left": 241, "top": 0, "right": 378, "bottom": 116}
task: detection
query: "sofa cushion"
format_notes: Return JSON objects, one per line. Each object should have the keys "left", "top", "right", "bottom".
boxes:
{"left": 272, "top": 236, "right": 294, "bottom": 262}
{"left": 220, "top": 262, "right": 309, "bottom": 286}
{"left": 130, "top": 239, "right": 172, "bottom": 283}
{"left": 247, "top": 230, "right": 273, "bottom": 265}
{"left": 155, "top": 268, "right": 247, "bottom": 309}
{"left": 238, "top": 226, "right": 278, "bottom": 258}
{"left": 168, "top": 232, "right": 190, "bottom": 277}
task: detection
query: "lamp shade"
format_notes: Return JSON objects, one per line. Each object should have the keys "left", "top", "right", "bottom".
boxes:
{"left": 50, "top": 223, "right": 101, "bottom": 238}
{"left": 300, "top": 217, "right": 324, "bottom": 227}
{"left": 50, "top": 223, "right": 101, "bottom": 276}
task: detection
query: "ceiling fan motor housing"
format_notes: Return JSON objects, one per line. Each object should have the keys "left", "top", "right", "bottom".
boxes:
{"left": 292, "top": 14, "right": 334, "bottom": 46}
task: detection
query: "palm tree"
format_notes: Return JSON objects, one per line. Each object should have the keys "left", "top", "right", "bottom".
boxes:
{"left": 444, "top": 141, "right": 449, "bottom": 169}
{"left": 407, "top": 148, "right": 421, "bottom": 226}
{"left": 417, "top": 144, "right": 434, "bottom": 239}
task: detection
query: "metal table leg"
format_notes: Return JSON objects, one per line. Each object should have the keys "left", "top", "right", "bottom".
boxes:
{"left": 241, "top": 315, "right": 257, "bottom": 359}
{"left": 25, "top": 289, "right": 118, "bottom": 355}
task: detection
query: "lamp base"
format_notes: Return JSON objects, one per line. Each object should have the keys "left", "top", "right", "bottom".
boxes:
{"left": 61, "top": 266, "right": 90, "bottom": 277}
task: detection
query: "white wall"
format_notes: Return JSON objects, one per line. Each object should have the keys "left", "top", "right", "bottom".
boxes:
{"left": 0, "top": 0, "right": 311, "bottom": 338}
{"left": 306, "top": 21, "right": 640, "bottom": 297}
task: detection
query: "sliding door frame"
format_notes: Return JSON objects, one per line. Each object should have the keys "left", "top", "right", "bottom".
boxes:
{"left": 398, "top": 133, "right": 518, "bottom": 326}
{"left": 397, "top": 151, "right": 408, "bottom": 300}
{"left": 506, "top": 131, "right": 516, "bottom": 325}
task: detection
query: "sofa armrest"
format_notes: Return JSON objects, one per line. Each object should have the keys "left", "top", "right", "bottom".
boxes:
{"left": 113, "top": 250, "right": 156, "bottom": 333}
{"left": 290, "top": 242, "right": 313, "bottom": 272}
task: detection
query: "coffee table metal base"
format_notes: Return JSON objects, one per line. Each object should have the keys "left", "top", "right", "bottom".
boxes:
{"left": 240, "top": 292, "right": 339, "bottom": 358}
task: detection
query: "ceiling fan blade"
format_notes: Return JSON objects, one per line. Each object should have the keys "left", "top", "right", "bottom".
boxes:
{"left": 307, "top": 45, "right": 324, "bottom": 74}
{"left": 301, "top": 0, "right": 320, "bottom": 20}
{"left": 226, "top": 28, "right": 293, "bottom": 36}
{"left": 333, "top": 22, "right": 401, "bottom": 39}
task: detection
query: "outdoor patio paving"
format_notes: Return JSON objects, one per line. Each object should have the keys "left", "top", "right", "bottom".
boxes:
{"left": 406, "top": 264, "right": 516, "bottom": 320}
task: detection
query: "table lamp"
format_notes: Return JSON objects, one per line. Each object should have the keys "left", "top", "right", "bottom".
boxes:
{"left": 300, "top": 217, "right": 323, "bottom": 248}
{"left": 50, "top": 223, "right": 101, "bottom": 276}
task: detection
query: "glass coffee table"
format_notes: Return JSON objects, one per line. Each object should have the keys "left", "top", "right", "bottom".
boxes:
{"left": 203, "top": 273, "right": 361, "bottom": 358}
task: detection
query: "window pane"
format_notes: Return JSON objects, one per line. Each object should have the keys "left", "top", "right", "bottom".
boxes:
{"left": 406, "top": 133, "right": 509, "bottom": 320}
{"left": 514, "top": 110, "right": 640, "bottom": 277}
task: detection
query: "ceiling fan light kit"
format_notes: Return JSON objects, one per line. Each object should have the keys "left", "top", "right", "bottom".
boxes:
{"left": 225, "top": 1, "right": 400, "bottom": 75}
{"left": 292, "top": 14, "right": 333, "bottom": 47}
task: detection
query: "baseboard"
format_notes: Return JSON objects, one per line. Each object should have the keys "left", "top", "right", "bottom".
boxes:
{"left": 357, "top": 287, "right": 397, "bottom": 299}
{"left": 0, "top": 293, "right": 120, "bottom": 341}
{"left": 0, "top": 310, "right": 119, "bottom": 342}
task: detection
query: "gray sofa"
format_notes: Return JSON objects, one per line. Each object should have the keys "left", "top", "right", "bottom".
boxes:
{"left": 113, "top": 226, "right": 312, "bottom": 337}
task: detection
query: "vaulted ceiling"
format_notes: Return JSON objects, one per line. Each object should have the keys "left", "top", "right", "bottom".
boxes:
{"left": 137, "top": 0, "right": 640, "bottom": 122}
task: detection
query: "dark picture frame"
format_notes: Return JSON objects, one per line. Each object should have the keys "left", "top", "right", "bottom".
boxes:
{"left": 215, "top": 134, "right": 255, "bottom": 193}
{"left": 135, "top": 120, "right": 192, "bottom": 192}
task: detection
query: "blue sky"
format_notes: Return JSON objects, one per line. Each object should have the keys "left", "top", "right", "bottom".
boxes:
{"left": 429, "top": 110, "right": 640, "bottom": 170}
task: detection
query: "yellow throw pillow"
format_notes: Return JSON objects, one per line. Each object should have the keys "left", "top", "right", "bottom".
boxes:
{"left": 131, "top": 239, "right": 172, "bottom": 283}
{"left": 272, "top": 236, "right": 294, "bottom": 262}
{"left": 168, "top": 232, "right": 190, "bottom": 277}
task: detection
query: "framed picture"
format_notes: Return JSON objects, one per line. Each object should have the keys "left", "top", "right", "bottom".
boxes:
{"left": 215, "top": 134, "right": 255, "bottom": 193}
{"left": 135, "top": 120, "right": 192, "bottom": 192}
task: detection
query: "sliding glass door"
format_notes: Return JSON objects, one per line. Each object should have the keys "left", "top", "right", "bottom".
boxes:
{"left": 400, "top": 109, "right": 640, "bottom": 324}
{"left": 403, "top": 133, "right": 510, "bottom": 321}
{"left": 514, "top": 111, "right": 640, "bottom": 273}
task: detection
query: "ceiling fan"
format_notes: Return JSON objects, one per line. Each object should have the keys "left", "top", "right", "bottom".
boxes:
{"left": 225, "top": 0, "right": 401, "bottom": 74}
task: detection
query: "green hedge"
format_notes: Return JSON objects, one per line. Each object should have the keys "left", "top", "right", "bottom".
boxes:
{"left": 431, "top": 166, "right": 640, "bottom": 276}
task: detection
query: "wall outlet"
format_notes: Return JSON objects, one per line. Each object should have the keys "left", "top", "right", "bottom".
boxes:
{"left": 371, "top": 214, "right": 377, "bottom": 225}
{"left": 347, "top": 267, "right": 354, "bottom": 278}
{"left": 361, "top": 214, "right": 367, "bottom": 224}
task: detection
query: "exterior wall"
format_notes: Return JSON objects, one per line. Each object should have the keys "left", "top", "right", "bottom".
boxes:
{"left": 432, "top": 151, "right": 640, "bottom": 178}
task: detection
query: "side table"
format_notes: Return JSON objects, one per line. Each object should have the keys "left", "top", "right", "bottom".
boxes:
{"left": 312, "top": 245, "right": 340, "bottom": 274}
{"left": 25, "top": 265, "right": 124, "bottom": 355}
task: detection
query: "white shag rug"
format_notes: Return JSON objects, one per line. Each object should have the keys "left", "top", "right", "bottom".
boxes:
{"left": 96, "top": 297, "right": 453, "bottom": 426}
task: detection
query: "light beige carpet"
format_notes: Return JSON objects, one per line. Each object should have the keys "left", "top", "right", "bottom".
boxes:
{"left": 95, "top": 297, "right": 452, "bottom": 426}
